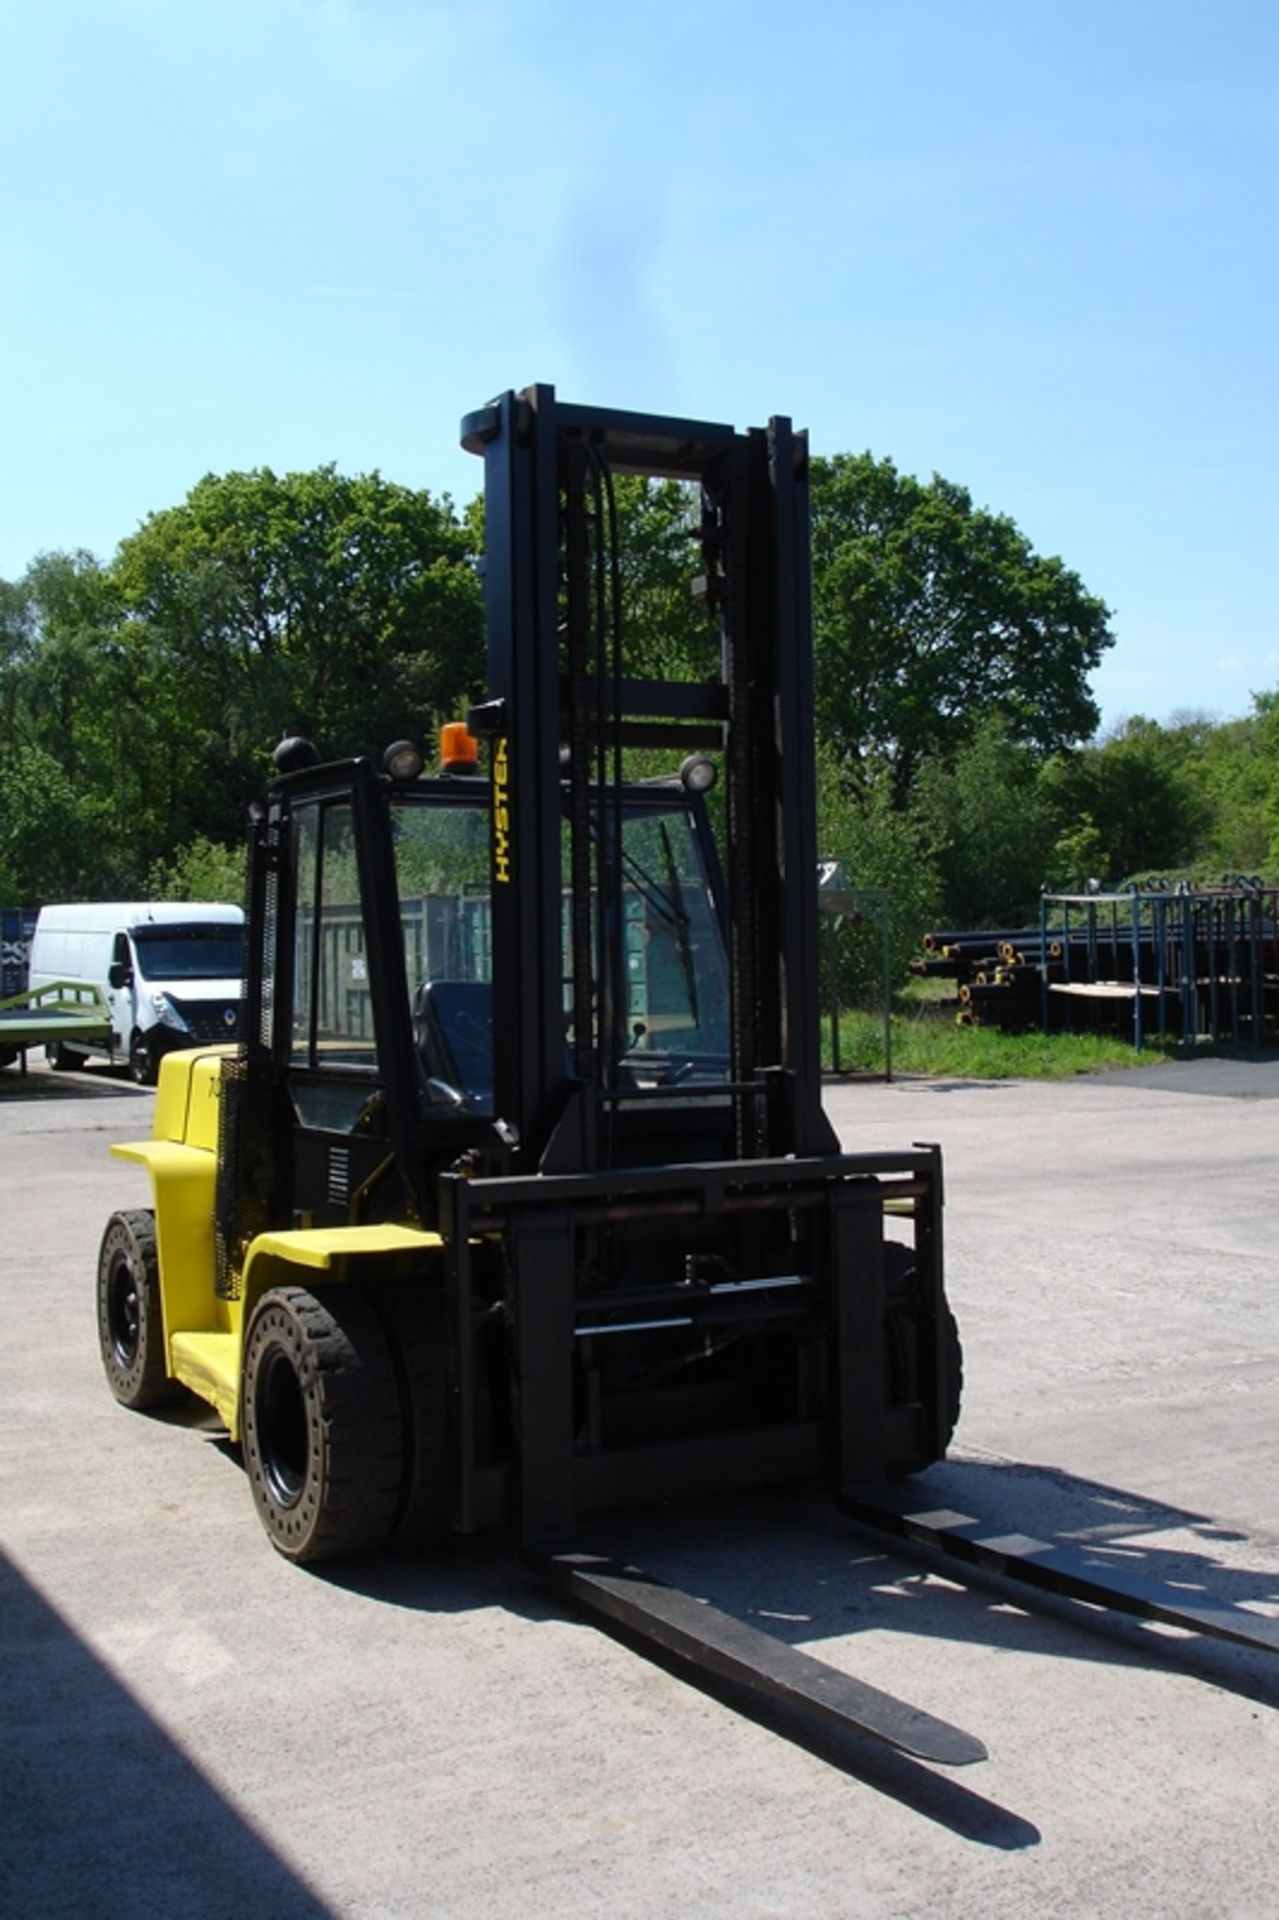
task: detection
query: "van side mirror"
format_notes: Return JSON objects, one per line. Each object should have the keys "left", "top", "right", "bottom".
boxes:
{"left": 108, "top": 960, "right": 133, "bottom": 990}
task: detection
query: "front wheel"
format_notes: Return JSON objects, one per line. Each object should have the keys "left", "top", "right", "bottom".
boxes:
{"left": 379, "top": 1284, "right": 452, "bottom": 1548}
{"left": 97, "top": 1209, "right": 181, "bottom": 1410}
{"left": 242, "top": 1285, "right": 404, "bottom": 1564}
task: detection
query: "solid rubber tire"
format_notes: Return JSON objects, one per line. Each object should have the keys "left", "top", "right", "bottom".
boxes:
{"left": 96, "top": 1209, "right": 182, "bottom": 1410}
{"left": 883, "top": 1241, "right": 962, "bottom": 1475}
{"left": 379, "top": 1283, "right": 451, "bottom": 1549}
{"left": 241, "top": 1284, "right": 404, "bottom": 1564}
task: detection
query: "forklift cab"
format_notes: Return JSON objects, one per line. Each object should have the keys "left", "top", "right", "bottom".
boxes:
{"left": 399, "top": 785, "right": 731, "bottom": 1113}
{"left": 258, "top": 751, "right": 736, "bottom": 1232}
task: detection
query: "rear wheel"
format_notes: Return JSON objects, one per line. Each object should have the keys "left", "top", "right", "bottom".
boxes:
{"left": 883, "top": 1242, "right": 962, "bottom": 1477}
{"left": 242, "top": 1284, "right": 404, "bottom": 1564}
{"left": 47, "top": 1040, "right": 80, "bottom": 1071}
{"left": 97, "top": 1209, "right": 181, "bottom": 1410}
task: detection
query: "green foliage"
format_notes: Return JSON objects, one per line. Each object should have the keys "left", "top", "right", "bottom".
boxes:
{"left": 391, "top": 802, "right": 489, "bottom": 898}
{"left": 1040, "top": 716, "right": 1211, "bottom": 884}
{"left": 607, "top": 476, "right": 719, "bottom": 679}
{"left": 825, "top": 1003, "right": 1167, "bottom": 1079}
{"left": 913, "top": 716, "right": 1056, "bottom": 924}
{"left": 0, "top": 469, "right": 484, "bottom": 905}
{"left": 0, "top": 745, "right": 100, "bottom": 905}
{"left": 1048, "top": 812, "right": 1108, "bottom": 893}
{"left": 1, "top": 552, "right": 121, "bottom": 775}
{"left": 1187, "top": 697, "right": 1279, "bottom": 874}
{"left": 817, "top": 745, "right": 943, "bottom": 996}
{"left": 110, "top": 466, "right": 484, "bottom": 848}
{"left": 146, "top": 836, "right": 246, "bottom": 904}
{"left": 467, "top": 472, "right": 716, "bottom": 686}
{"left": 2, "top": 447, "right": 1275, "bottom": 947}
{"left": 811, "top": 453, "right": 1112, "bottom": 800}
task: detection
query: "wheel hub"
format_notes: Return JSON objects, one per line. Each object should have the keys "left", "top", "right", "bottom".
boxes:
{"left": 255, "top": 1347, "right": 309, "bottom": 1508}
{"left": 107, "top": 1258, "right": 141, "bottom": 1367}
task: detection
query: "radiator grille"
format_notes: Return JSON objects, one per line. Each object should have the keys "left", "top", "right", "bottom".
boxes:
{"left": 327, "top": 1147, "right": 351, "bottom": 1210}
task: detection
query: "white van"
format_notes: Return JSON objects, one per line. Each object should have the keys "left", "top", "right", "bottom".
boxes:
{"left": 29, "top": 902, "right": 244, "bottom": 1084}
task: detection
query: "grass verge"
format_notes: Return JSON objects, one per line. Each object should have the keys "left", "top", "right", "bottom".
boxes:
{"left": 823, "top": 1002, "right": 1178, "bottom": 1080}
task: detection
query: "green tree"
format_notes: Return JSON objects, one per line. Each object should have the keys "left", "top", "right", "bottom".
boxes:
{"left": 1180, "top": 698, "right": 1278, "bottom": 876}
{"left": 0, "top": 746, "right": 99, "bottom": 905}
{"left": 817, "top": 744, "right": 943, "bottom": 990}
{"left": 110, "top": 466, "right": 485, "bottom": 846}
{"left": 465, "top": 475, "right": 718, "bottom": 684}
{"left": 810, "top": 454, "right": 1113, "bottom": 803}
{"left": 1255, "top": 693, "right": 1279, "bottom": 870}
{"left": 0, "top": 554, "right": 152, "bottom": 901}
{"left": 608, "top": 476, "right": 718, "bottom": 679}
{"left": 1, "top": 552, "right": 120, "bottom": 771}
{"left": 1041, "top": 716, "right": 1211, "bottom": 883}
{"left": 914, "top": 716, "right": 1057, "bottom": 926}
{"left": 0, "top": 473, "right": 486, "bottom": 903}
{"left": 1048, "top": 811, "right": 1108, "bottom": 893}
{"left": 146, "top": 835, "right": 247, "bottom": 904}
{"left": 0, "top": 574, "right": 37, "bottom": 738}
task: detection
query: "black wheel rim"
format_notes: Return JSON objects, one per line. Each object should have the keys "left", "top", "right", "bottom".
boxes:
{"left": 255, "top": 1346, "right": 309, "bottom": 1508}
{"left": 107, "top": 1256, "right": 141, "bottom": 1368}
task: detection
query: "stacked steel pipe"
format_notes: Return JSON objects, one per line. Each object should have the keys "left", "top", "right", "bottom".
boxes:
{"left": 913, "top": 927, "right": 1054, "bottom": 1032}
{"left": 915, "top": 883, "right": 1278, "bottom": 1048}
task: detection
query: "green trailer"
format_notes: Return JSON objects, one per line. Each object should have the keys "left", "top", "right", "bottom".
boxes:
{"left": 0, "top": 980, "right": 112, "bottom": 1075}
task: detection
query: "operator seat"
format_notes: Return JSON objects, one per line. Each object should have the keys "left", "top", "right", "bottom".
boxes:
{"left": 412, "top": 979, "right": 493, "bottom": 1110}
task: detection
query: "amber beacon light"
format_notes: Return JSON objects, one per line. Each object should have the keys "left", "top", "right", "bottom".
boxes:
{"left": 440, "top": 722, "right": 480, "bottom": 774}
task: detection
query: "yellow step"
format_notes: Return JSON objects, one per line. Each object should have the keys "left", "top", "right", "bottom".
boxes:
{"left": 169, "top": 1330, "right": 240, "bottom": 1434}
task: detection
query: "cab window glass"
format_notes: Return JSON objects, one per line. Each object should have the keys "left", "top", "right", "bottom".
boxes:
{"left": 290, "top": 806, "right": 319, "bottom": 1065}
{"left": 291, "top": 801, "right": 377, "bottom": 1072}
{"left": 393, "top": 799, "right": 492, "bottom": 1111}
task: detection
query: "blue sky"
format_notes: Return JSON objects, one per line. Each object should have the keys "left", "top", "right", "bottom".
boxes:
{"left": 3, "top": 0, "right": 1276, "bottom": 733}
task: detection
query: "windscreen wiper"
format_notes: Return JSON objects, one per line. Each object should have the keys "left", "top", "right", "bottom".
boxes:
{"left": 658, "top": 822, "right": 699, "bottom": 1031}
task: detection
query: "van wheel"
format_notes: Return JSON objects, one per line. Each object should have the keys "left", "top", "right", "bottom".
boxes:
{"left": 128, "top": 1033, "right": 156, "bottom": 1086}
{"left": 97, "top": 1210, "right": 182, "bottom": 1410}
{"left": 242, "top": 1285, "right": 404, "bottom": 1564}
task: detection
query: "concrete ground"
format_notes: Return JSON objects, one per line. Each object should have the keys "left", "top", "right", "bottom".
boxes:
{"left": 2, "top": 1054, "right": 1276, "bottom": 1918}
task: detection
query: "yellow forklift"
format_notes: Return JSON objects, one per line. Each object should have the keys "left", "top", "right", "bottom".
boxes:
{"left": 99, "top": 388, "right": 1273, "bottom": 1773}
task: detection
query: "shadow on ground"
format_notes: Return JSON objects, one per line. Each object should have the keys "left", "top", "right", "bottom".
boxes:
{"left": 579, "top": 1461, "right": 1279, "bottom": 1713}
{"left": 0, "top": 1062, "right": 151, "bottom": 1102}
{"left": 163, "top": 1431, "right": 1279, "bottom": 1848}
{"left": 1, "top": 1548, "right": 334, "bottom": 1919}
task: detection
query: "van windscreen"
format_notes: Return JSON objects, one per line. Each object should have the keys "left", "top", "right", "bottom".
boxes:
{"left": 132, "top": 925, "right": 244, "bottom": 981}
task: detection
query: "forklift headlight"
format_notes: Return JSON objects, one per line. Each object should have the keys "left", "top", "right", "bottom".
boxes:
{"left": 384, "top": 740, "right": 424, "bottom": 782}
{"left": 274, "top": 734, "right": 319, "bottom": 774}
{"left": 679, "top": 754, "right": 718, "bottom": 795}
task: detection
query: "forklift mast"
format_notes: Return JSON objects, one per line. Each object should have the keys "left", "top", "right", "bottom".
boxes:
{"left": 460, "top": 386, "right": 838, "bottom": 1175}
{"left": 428, "top": 389, "right": 952, "bottom": 1544}
{"left": 189, "top": 387, "right": 960, "bottom": 1563}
